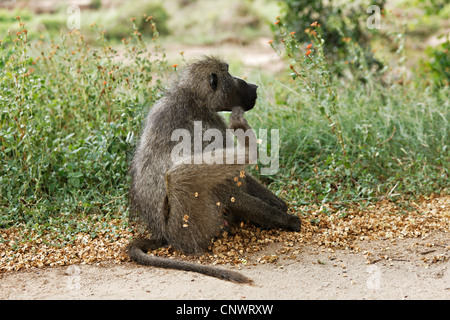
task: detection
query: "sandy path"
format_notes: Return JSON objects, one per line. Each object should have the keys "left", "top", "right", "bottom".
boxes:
{"left": 1, "top": 234, "right": 448, "bottom": 300}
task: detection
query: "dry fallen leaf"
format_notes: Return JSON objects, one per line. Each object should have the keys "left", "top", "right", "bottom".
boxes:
{"left": 0, "top": 195, "right": 448, "bottom": 273}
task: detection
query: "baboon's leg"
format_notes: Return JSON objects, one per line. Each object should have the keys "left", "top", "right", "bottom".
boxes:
{"left": 244, "top": 175, "right": 288, "bottom": 213}
{"left": 164, "top": 159, "right": 245, "bottom": 253}
{"left": 225, "top": 193, "right": 301, "bottom": 231}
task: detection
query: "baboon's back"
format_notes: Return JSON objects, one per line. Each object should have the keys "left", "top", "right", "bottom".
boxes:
{"left": 129, "top": 87, "right": 230, "bottom": 240}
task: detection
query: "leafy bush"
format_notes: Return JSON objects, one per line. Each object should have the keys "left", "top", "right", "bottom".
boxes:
{"left": 279, "top": 0, "right": 385, "bottom": 73}
{"left": 423, "top": 38, "right": 450, "bottom": 87}
{"left": 39, "top": 15, "right": 66, "bottom": 32}
{"left": 410, "top": 0, "right": 449, "bottom": 15}
{"left": 0, "top": 17, "right": 169, "bottom": 227}
{"left": 106, "top": 0, "right": 170, "bottom": 39}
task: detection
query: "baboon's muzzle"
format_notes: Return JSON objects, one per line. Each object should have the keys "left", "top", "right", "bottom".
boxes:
{"left": 235, "top": 77, "right": 258, "bottom": 111}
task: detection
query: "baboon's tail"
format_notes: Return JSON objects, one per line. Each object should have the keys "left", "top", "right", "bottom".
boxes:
{"left": 126, "top": 238, "right": 253, "bottom": 284}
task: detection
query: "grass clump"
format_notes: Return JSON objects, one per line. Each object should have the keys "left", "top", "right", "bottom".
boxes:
{"left": 251, "top": 18, "right": 449, "bottom": 209}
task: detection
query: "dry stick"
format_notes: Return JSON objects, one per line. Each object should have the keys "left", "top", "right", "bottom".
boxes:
{"left": 390, "top": 258, "right": 409, "bottom": 262}
{"left": 377, "top": 126, "right": 397, "bottom": 146}
{"left": 420, "top": 250, "right": 436, "bottom": 255}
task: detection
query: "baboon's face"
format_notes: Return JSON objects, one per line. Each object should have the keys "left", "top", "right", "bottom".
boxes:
{"left": 181, "top": 57, "right": 258, "bottom": 113}
{"left": 209, "top": 63, "right": 258, "bottom": 112}
{"left": 232, "top": 77, "right": 258, "bottom": 112}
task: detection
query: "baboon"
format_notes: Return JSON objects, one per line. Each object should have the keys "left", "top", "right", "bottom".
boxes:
{"left": 127, "top": 56, "right": 301, "bottom": 283}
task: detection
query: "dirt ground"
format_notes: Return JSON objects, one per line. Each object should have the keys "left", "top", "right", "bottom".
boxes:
{"left": 1, "top": 232, "right": 448, "bottom": 300}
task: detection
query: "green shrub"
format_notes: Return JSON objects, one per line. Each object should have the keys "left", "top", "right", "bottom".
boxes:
{"left": 423, "top": 38, "right": 450, "bottom": 87}
{"left": 279, "top": 0, "right": 385, "bottom": 73}
{"left": 0, "top": 8, "right": 32, "bottom": 23}
{"left": 106, "top": 0, "right": 170, "bottom": 40}
{"left": 39, "top": 15, "right": 66, "bottom": 32}
{"left": 0, "top": 17, "right": 169, "bottom": 227}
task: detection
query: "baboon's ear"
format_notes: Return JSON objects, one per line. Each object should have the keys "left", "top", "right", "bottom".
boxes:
{"left": 210, "top": 73, "right": 218, "bottom": 91}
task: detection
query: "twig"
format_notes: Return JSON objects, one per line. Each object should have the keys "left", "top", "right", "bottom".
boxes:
{"left": 391, "top": 258, "right": 409, "bottom": 262}
{"left": 369, "top": 258, "right": 382, "bottom": 264}
{"left": 104, "top": 192, "right": 128, "bottom": 206}
{"left": 387, "top": 182, "right": 399, "bottom": 197}
{"left": 378, "top": 126, "right": 396, "bottom": 146}
{"left": 420, "top": 250, "right": 436, "bottom": 255}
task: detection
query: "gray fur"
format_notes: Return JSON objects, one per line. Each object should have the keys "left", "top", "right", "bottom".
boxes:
{"left": 128, "top": 56, "right": 301, "bottom": 283}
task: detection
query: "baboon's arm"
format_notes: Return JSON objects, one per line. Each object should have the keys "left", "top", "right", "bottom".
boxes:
{"left": 226, "top": 193, "right": 301, "bottom": 232}
{"left": 245, "top": 175, "right": 288, "bottom": 212}
{"left": 229, "top": 106, "right": 252, "bottom": 131}
{"left": 229, "top": 106, "right": 258, "bottom": 164}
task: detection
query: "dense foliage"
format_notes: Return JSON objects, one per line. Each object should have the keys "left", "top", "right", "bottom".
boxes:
{"left": 1, "top": 17, "right": 168, "bottom": 227}
{"left": 0, "top": 2, "right": 448, "bottom": 233}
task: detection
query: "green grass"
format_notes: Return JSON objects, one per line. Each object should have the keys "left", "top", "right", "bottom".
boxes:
{"left": 246, "top": 20, "right": 449, "bottom": 207}
{"left": 251, "top": 75, "right": 449, "bottom": 204}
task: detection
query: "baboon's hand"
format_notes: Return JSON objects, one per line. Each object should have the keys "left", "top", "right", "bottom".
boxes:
{"left": 230, "top": 106, "right": 251, "bottom": 131}
{"left": 287, "top": 214, "right": 302, "bottom": 232}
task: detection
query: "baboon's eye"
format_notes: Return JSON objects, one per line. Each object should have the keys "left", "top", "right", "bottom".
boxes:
{"left": 210, "top": 73, "right": 218, "bottom": 91}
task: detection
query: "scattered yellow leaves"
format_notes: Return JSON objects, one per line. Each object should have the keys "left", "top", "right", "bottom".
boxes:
{"left": 1, "top": 195, "right": 448, "bottom": 273}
